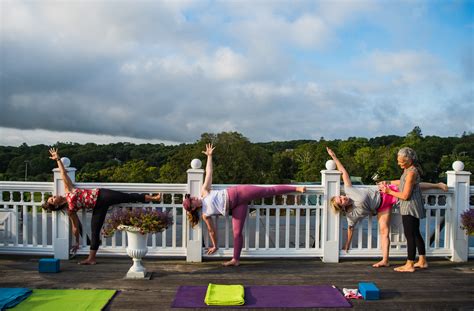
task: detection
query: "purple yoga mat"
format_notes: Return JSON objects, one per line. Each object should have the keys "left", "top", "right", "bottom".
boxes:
{"left": 171, "top": 285, "right": 352, "bottom": 308}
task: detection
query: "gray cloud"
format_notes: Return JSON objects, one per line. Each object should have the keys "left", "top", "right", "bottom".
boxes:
{"left": 0, "top": 0, "right": 472, "bottom": 146}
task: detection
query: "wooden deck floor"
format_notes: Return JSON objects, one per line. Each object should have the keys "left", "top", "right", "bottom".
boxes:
{"left": 0, "top": 255, "right": 473, "bottom": 310}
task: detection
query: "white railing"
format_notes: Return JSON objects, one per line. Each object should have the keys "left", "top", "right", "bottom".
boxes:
{"left": 73, "top": 182, "right": 188, "bottom": 257}
{"left": 204, "top": 185, "right": 325, "bottom": 258}
{"left": 0, "top": 182, "right": 54, "bottom": 255}
{"left": 0, "top": 160, "right": 471, "bottom": 262}
{"left": 340, "top": 188, "right": 454, "bottom": 258}
{"left": 469, "top": 186, "right": 474, "bottom": 257}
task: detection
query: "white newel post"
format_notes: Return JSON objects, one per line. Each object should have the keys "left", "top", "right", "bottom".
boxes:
{"left": 321, "top": 160, "right": 341, "bottom": 263}
{"left": 447, "top": 161, "right": 471, "bottom": 262}
{"left": 53, "top": 157, "right": 75, "bottom": 260}
{"left": 186, "top": 159, "right": 204, "bottom": 262}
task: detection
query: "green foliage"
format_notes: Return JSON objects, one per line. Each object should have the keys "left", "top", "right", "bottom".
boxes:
{"left": 0, "top": 128, "right": 473, "bottom": 184}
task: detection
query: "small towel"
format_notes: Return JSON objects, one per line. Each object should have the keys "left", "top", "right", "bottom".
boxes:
{"left": 342, "top": 288, "right": 362, "bottom": 299}
{"left": 204, "top": 283, "right": 245, "bottom": 306}
{"left": 0, "top": 288, "right": 32, "bottom": 310}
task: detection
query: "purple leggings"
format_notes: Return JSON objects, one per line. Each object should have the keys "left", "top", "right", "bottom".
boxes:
{"left": 226, "top": 185, "right": 298, "bottom": 260}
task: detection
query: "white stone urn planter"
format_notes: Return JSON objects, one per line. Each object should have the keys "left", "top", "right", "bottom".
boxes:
{"left": 119, "top": 225, "right": 149, "bottom": 279}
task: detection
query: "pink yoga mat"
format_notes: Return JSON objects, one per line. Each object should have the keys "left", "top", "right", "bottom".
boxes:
{"left": 171, "top": 285, "right": 352, "bottom": 308}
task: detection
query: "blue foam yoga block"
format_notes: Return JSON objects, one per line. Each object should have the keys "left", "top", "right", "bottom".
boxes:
{"left": 358, "top": 282, "right": 379, "bottom": 300}
{"left": 39, "top": 258, "right": 60, "bottom": 273}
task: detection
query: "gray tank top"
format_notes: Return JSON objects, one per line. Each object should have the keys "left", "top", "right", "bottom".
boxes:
{"left": 399, "top": 166, "right": 425, "bottom": 219}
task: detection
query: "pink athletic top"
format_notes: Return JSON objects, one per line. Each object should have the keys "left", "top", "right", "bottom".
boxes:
{"left": 65, "top": 188, "right": 100, "bottom": 213}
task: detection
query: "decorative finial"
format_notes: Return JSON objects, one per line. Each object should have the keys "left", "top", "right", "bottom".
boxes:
{"left": 191, "top": 159, "right": 202, "bottom": 169}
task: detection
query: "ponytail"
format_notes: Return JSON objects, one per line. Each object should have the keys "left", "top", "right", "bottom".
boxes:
{"left": 41, "top": 201, "right": 68, "bottom": 212}
{"left": 187, "top": 209, "right": 200, "bottom": 228}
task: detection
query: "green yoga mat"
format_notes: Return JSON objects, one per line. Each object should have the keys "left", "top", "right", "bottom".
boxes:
{"left": 12, "top": 289, "right": 116, "bottom": 311}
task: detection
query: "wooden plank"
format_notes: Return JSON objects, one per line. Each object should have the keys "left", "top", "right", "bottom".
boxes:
{"left": 0, "top": 255, "right": 472, "bottom": 311}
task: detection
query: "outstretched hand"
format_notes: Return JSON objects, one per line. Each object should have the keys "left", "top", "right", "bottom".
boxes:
{"left": 49, "top": 148, "right": 60, "bottom": 161}
{"left": 70, "top": 244, "right": 79, "bottom": 255}
{"left": 206, "top": 246, "right": 218, "bottom": 255}
{"left": 326, "top": 147, "right": 337, "bottom": 159}
{"left": 202, "top": 143, "right": 215, "bottom": 156}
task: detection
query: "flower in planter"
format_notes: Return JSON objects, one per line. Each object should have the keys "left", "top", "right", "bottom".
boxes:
{"left": 102, "top": 207, "right": 173, "bottom": 237}
{"left": 460, "top": 209, "right": 474, "bottom": 236}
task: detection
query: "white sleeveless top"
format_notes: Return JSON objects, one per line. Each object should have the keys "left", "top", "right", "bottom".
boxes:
{"left": 202, "top": 190, "right": 228, "bottom": 217}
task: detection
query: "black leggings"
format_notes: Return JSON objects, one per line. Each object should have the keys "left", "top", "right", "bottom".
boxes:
{"left": 90, "top": 189, "right": 147, "bottom": 251}
{"left": 402, "top": 214, "right": 426, "bottom": 261}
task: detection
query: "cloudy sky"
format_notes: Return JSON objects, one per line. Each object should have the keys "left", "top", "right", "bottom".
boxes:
{"left": 1, "top": 0, "right": 473, "bottom": 146}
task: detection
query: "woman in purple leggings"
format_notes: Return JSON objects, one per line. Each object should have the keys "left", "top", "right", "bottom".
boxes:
{"left": 183, "top": 143, "right": 306, "bottom": 266}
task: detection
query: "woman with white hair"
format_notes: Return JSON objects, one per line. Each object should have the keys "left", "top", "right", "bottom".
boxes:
{"left": 327, "top": 147, "right": 446, "bottom": 268}
{"left": 380, "top": 147, "right": 431, "bottom": 272}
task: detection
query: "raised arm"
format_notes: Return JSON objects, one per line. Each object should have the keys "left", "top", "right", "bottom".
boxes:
{"left": 326, "top": 147, "right": 352, "bottom": 187}
{"left": 201, "top": 143, "right": 215, "bottom": 197}
{"left": 49, "top": 148, "right": 74, "bottom": 193}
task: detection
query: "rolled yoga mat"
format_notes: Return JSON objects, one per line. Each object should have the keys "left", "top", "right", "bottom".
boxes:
{"left": 171, "top": 285, "right": 352, "bottom": 308}
{"left": 0, "top": 288, "right": 32, "bottom": 310}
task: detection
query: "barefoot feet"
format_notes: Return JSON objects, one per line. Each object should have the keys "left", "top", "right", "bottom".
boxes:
{"left": 438, "top": 183, "right": 448, "bottom": 192}
{"left": 414, "top": 261, "right": 428, "bottom": 269}
{"left": 79, "top": 258, "right": 96, "bottom": 265}
{"left": 372, "top": 260, "right": 390, "bottom": 268}
{"left": 296, "top": 186, "right": 306, "bottom": 193}
{"left": 394, "top": 264, "right": 415, "bottom": 272}
{"left": 151, "top": 193, "right": 161, "bottom": 202}
{"left": 222, "top": 259, "right": 240, "bottom": 267}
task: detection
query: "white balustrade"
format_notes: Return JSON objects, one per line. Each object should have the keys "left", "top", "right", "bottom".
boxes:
{"left": 0, "top": 161, "right": 471, "bottom": 262}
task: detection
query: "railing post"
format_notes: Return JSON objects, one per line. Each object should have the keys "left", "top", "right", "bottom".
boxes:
{"left": 186, "top": 159, "right": 204, "bottom": 262}
{"left": 52, "top": 158, "right": 75, "bottom": 260}
{"left": 321, "top": 160, "right": 341, "bottom": 263}
{"left": 447, "top": 161, "right": 471, "bottom": 262}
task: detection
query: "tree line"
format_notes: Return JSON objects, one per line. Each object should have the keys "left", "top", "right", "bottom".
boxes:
{"left": 0, "top": 127, "right": 472, "bottom": 184}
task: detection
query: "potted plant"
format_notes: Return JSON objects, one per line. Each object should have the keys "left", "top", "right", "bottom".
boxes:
{"left": 103, "top": 208, "right": 173, "bottom": 279}
{"left": 460, "top": 209, "right": 474, "bottom": 236}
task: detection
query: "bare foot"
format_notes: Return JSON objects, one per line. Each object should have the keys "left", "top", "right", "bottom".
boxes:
{"left": 372, "top": 260, "right": 390, "bottom": 268}
{"left": 438, "top": 183, "right": 448, "bottom": 192}
{"left": 394, "top": 265, "right": 415, "bottom": 272}
{"left": 414, "top": 262, "right": 428, "bottom": 269}
{"left": 79, "top": 259, "right": 96, "bottom": 265}
{"left": 152, "top": 193, "right": 161, "bottom": 202}
{"left": 222, "top": 259, "right": 239, "bottom": 267}
{"left": 296, "top": 186, "right": 306, "bottom": 193}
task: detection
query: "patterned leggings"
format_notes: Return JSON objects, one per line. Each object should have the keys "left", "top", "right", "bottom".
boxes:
{"left": 226, "top": 185, "right": 298, "bottom": 260}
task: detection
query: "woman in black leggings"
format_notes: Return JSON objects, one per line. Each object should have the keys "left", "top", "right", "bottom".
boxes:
{"left": 42, "top": 148, "right": 161, "bottom": 265}
{"left": 379, "top": 147, "right": 427, "bottom": 272}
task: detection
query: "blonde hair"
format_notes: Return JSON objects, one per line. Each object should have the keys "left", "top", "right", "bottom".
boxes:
{"left": 330, "top": 196, "right": 343, "bottom": 214}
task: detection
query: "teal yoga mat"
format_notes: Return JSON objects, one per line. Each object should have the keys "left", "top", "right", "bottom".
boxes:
{"left": 0, "top": 288, "right": 32, "bottom": 310}
{"left": 12, "top": 289, "right": 116, "bottom": 311}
